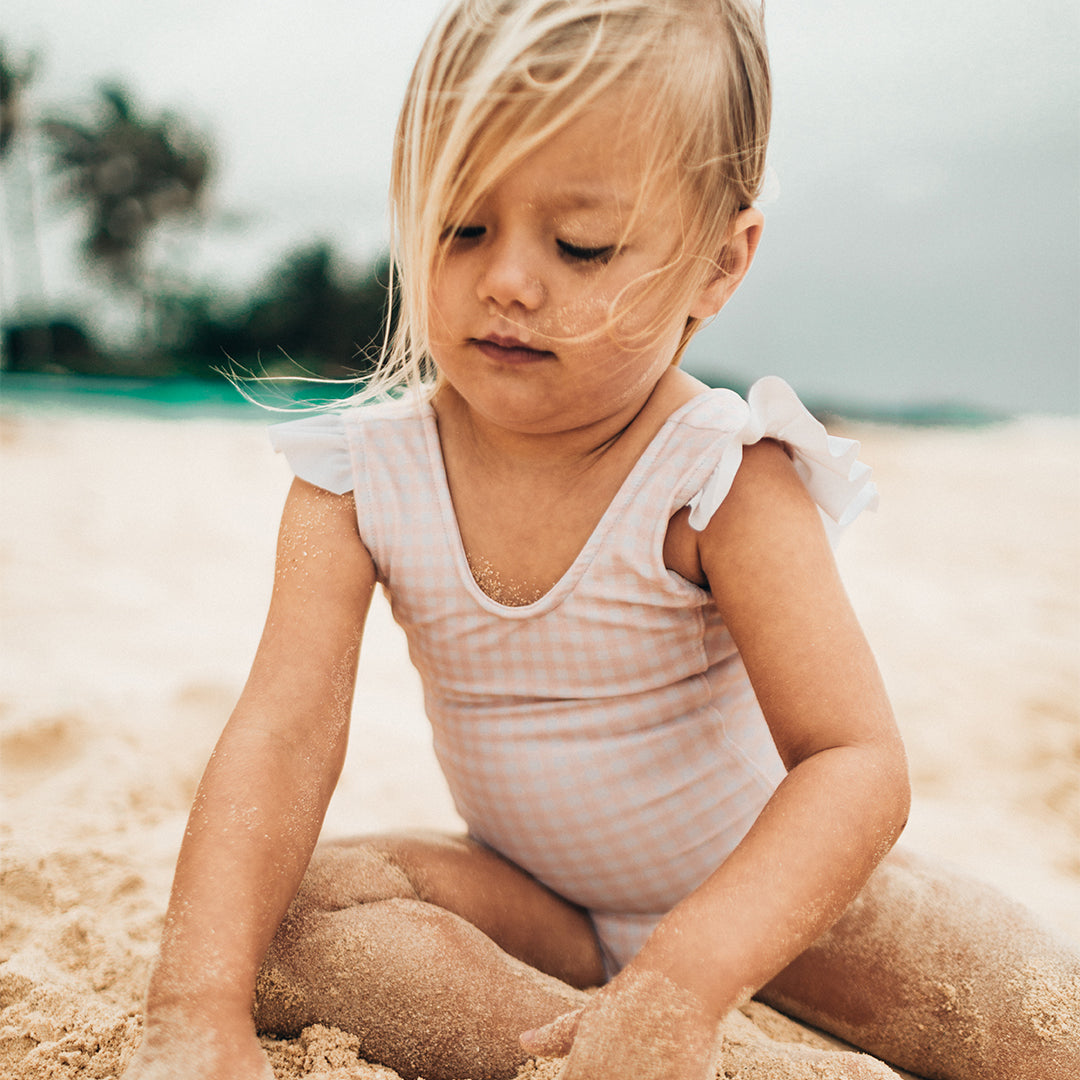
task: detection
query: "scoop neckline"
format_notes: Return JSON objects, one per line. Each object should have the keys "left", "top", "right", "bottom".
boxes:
{"left": 420, "top": 389, "right": 721, "bottom": 617}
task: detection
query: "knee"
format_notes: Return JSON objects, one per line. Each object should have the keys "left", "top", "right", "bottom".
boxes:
{"left": 256, "top": 892, "right": 433, "bottom": 1036}
{"left": 259, "top": 843, "right": 421, "bottom": 978}
{"left": 286, "top": 841, "right": 420, "bottom": 921}
{"left": 254, "top": 896, "right": 496, "bottom": 1037}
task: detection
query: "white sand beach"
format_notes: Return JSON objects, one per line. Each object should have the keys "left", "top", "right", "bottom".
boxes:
{"left": 1, "top": 401, "right": 1077, "bottom": 1079}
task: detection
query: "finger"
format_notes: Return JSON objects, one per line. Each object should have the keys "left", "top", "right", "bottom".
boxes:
{"left": 519, "top": 1008, "right": 583, "bottom": 1056}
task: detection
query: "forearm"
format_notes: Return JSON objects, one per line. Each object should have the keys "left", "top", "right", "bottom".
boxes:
{"left": 632, "top": 739, "right": 910, "bottom": 1018}
{"left": 146, "top": 713, "right": 346, "bottom": 1022}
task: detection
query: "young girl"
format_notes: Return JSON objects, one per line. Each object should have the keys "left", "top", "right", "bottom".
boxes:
{"left": 125, "top": 2, "right": 1079, "bottom": 1079}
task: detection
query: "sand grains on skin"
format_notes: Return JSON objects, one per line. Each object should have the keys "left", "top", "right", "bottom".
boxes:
{"left": 1, "top": 407, "right": 1077, "bottom": 1079}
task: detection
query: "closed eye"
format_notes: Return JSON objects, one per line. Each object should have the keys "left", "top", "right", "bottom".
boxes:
{"left": 441, "top": 226, "right": 616, "bottom": 264}
{"left": 443, "top": 224, "right": 486, "bottom": 243}
{"left": 557, "top": 240, "right": 617, "bottom": 264}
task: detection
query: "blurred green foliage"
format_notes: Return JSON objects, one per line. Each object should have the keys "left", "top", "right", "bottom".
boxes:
{"left": 1, "top": 48, "right": 393, "bottom": 382}
{"left": 3, "top": 244, "right": 396, "bottom": 380}
{"left": 160, "top": 244, "right": 395, "bottom": 380}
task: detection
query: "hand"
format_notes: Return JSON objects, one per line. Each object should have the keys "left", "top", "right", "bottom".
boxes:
{"left": 520, "top": 966, "right": 720, "bottom": 1080}
{"left": 123, "top": 1013, "right": 274, "bottom": 1080}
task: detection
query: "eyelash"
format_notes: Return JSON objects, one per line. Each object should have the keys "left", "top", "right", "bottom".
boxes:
{"left": 444, "top": 226, "right": 617, "bottom": 265}
{"left": 558, "top": 240, "right": 618, "bottom": 265}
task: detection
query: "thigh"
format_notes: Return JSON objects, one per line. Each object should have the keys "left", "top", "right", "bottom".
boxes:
{"left": 756, "top": 846, "right": 1080, "bottom": 1080}
{"left": 300, "top": 830, "right": 607, "bottom": 989}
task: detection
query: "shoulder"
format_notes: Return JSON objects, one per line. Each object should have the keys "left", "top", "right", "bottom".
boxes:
{"left": 241, "top": 479, "right": 375, "bottom": 715}
{"left": 270, "top": 393, "right": 433, "bottom": 496}
{"left": 676, "top": 377, "right": 876, "bottom": 539}
{"left": 267, "top": 478, "right": 376, "bottom": 636}
{"left": 718, "top": 437, "right": 809, "bottom": 516}
{"left": 665, "top": 439, "right": 813, "bottom": 589}
{"left": 694, "top": 438, "right": 848, "bottom": 667}
{"left": 703, "top": 438, "right": 827, "bottom": 571}
{"left": 275, "top": 478, "right": 368, "bottom": 574}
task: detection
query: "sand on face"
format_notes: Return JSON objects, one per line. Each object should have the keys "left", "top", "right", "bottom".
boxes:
{"left": 1, "top": 403, "right": 1077, "bottom": 1079}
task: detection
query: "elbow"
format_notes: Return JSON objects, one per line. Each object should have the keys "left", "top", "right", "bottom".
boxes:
{"left": 837, "top": 734, "right": 911, "bottom": 857}
{"left": 890, "top": 780, "right": 912, "bottom": 852}
{"left": 896, "top": 765, "right": 912, "bottom": 837}
{"left": 879, "top": 739, "right": 912, "bottom": 852}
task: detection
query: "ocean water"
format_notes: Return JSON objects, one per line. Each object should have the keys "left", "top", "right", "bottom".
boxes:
{"left": 0, "top": 371, "right": 1010, "bottom": 426}
{"left": 0, "top": 373, "right": 364, "bottom": 419}
{"left": 0, "top": 374, "right": 266, "bottom": 416}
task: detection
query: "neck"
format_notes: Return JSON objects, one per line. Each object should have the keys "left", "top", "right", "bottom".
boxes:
{"left": 431, "top": 367, "right": 702, "bottom": 479}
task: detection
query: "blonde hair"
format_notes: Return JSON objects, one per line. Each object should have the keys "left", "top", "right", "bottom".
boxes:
{"left": 358, "top": 0, "right": 770, "bottom": 403}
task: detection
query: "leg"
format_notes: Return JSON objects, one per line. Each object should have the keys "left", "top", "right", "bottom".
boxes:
{"left": 757, "top": 847, "right": 1080, "bottom": 1080}
{"left": 253, "top": 831, "right": 604, "bottom": 1080}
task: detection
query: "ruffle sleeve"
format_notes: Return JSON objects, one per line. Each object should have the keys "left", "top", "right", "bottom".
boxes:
{"left": 269, "top": 411, "right": 353, "bottom": 495}
{"left": 686, "top": 376, "right": 878, "bottom": 538}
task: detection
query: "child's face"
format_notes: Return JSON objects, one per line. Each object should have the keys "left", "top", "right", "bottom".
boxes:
{"left": 427, "top": 93, "right": 721, "bottom": 437}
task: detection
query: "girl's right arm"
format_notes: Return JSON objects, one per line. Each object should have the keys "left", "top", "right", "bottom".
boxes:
{"left": 125, "top": 478, "right": 376, "bottom": 1080}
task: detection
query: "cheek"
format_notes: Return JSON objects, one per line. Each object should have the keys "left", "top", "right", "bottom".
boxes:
{"left": 556, "top": 286, "right": 677, "bottom": 357}
{"left": 540, "top": 292, "right": 613, "bottom": 340}
{"left": 539, "top": 268, "right": 660, "bottom": 344}
{"left": 427, "top": 272, "right": 462, "bottom": 342}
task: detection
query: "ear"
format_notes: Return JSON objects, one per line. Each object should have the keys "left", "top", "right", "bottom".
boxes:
{"left": 688, "top": 207, "right": 764, "bottom": 320}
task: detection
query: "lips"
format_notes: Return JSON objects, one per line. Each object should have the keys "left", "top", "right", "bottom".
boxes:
{"left": 473, "top": 334, "right": 555, "bottom": 364}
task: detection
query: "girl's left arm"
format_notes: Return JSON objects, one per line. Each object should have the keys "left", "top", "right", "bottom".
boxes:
{"left": 526, "top": 438, "right": 909, "bottom": 1079}
{"left": 635, "top": 436, "right": 911, "bottom": 1014}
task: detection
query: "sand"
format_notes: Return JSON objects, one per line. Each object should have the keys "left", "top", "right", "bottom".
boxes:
{"left": 1, "top": 400, "right": 1077, "bottom": 1080}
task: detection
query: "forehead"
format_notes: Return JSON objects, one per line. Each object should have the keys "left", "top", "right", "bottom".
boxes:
{"left": 490, "top": 90, "right": 673, "bottom": 210}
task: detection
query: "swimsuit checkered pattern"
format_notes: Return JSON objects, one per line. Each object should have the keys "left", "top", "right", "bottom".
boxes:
{"left": 271, "top": 377, "right": 877, "bottom": 974}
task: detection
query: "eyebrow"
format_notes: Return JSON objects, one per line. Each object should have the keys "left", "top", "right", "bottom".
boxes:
{"left": 544, "top": 187, "right": 630, "bottom": 213}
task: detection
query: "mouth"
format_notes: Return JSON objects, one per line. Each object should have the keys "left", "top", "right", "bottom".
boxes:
{"left": 472, "top": 334, "right": 556, "bottom": 365}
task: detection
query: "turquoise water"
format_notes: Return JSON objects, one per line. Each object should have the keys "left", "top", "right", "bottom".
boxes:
{"left": 0, "top": 372, "right": 1009, "bottom": 427}
{"left": 0, "top": 373, "right": 365, "bottom": 418}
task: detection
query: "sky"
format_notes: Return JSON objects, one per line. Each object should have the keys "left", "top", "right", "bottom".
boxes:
{"left": 3, "top": 0, "right": 1078, "bottom": 415}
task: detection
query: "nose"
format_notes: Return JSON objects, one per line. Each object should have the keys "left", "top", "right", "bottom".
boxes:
{"left": 476, "top": 234, "right": 545, "bottom": 312}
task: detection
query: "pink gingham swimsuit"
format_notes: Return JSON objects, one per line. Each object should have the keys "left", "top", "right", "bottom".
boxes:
{"left": 271, "top": 376, "right": 877, "bottom": 975}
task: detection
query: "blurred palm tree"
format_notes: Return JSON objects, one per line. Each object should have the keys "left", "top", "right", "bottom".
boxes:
{"left": 41, "top": 83, "right": 212, "bottom": 287}
{"left": 1, "top": 42, "right": 51, "bottom": 370}
{"left": 0, "top": 43, "right": 38, "bottom": 160}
